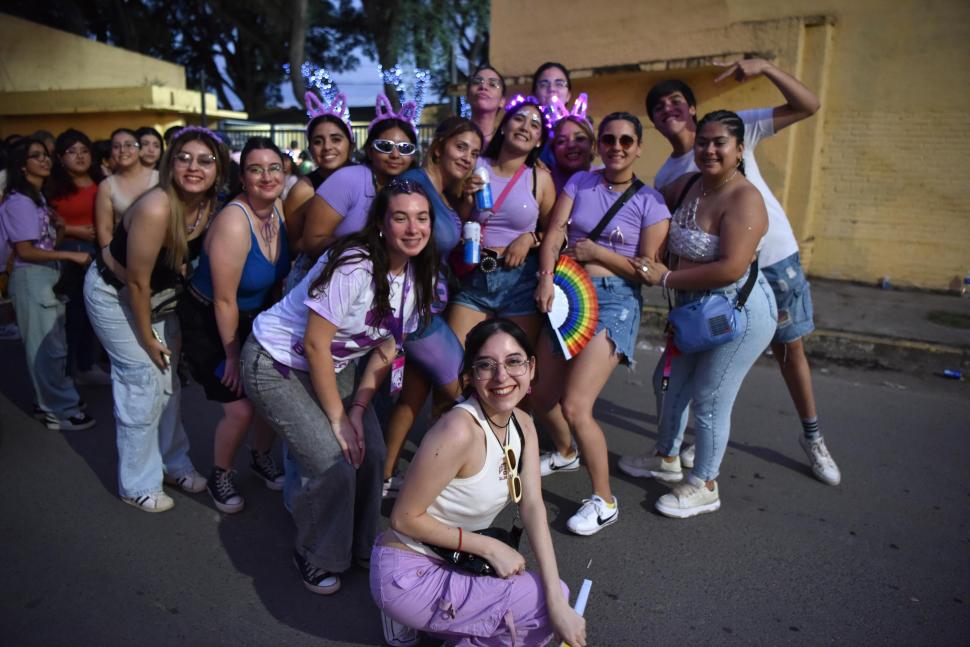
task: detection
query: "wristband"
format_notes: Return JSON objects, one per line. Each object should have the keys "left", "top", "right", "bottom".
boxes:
{"left": 457, "top": 527, "right": 463, "bottom": 552}
{"left": 661, "top": 270, "right": 671, "bottom": 289}
{"left": 350, "top": 401, "right": 368, "bottom": 411}
{"left": 536, "top": 269, "right": 554, "bottom": 278}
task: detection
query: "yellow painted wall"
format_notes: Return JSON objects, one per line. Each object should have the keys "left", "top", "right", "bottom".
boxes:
{"left": 0, "top": 13, "right": 184, "bottom": 92}
{"left": 491, "top": 0, "right": 970, "bottom": 289}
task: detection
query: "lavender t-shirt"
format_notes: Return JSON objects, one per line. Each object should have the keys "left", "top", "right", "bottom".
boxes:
{"left": 251, "top": 249, "right": 419, "bottom": 372}
{"left": 315, "top": 164, "right": 375, "bottom": 239}
{"left": 564, "top": 171, "right": 670, "bottom": 258}
{"left": 1, "top": 192, "right": 57, "bottom": 269}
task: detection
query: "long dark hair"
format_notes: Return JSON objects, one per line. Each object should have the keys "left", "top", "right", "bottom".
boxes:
{"left": 459, "top": 318, "right": 536, "bottom": 399}
{"left": 48, "top": 129, "right": 103, "bottom": 201}
{"left": 309, "top": 178, "right": 438, "bottom": 329}
{"left": 697, "top": 110, "right": 746, "bottom": 175}
{"left": 3, "top": 138, "right": 48, "bottom": 205}
{"left": 483, "top": 97, "right": 548, "bottom": 166}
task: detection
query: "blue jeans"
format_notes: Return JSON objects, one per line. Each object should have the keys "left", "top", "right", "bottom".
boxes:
{"left": 8, "top": 262, "right": 82, "bottom": 417}
{"left": 83, "top": 266, "right": 196, "bottom": 497}
{"left": 761, "top": 252, "right": 815, "bottom": 344}
{"left": 451, "top": 252, "right": 539, "bottom": 317}
{"left": 653, "top": 271, "right": 778, "bottom": 481}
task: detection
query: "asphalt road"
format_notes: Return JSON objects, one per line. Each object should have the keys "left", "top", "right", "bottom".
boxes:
{"left": 1, "top": 338, "right": 968, "bottom": 647}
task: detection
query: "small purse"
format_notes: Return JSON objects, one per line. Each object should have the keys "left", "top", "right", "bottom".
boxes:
{"left": 424, "top": 413, "right": 525, "bottom": 577}
{"left": 667, "top": 259, "right": 758, "bottom": 353}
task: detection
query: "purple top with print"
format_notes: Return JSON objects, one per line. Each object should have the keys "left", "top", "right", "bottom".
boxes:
{"left": 315, "top": 164, "right": 376, "bottom": 239}
{"left": 1, "top": 192, "right": 57, "bottom": 269}
{"left": 563, "top": 170, "right": 670, "bottom": 258}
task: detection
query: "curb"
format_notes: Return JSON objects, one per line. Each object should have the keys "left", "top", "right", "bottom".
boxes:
{"left": 639, "top": 305, "right": 970, "bottom": 374}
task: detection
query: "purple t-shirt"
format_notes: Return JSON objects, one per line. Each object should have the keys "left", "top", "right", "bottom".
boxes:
{"left": 251, "top": 249, "right": 419, "bottom": 372}
{"left": 564, "top": 171, "right": 670, "bottom": 258}
{"left": 315, "top": 164, "right": 375, "bottom": 239}
{"left": 1, "top": 192, "right": 57, "bottom": 269}
{"left": 474, "top": 159, "right": 539, "bottom": 248}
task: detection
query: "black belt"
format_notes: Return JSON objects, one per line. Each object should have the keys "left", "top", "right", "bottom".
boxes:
{"left": 95, "top": 252, "right": 125, "bottom": 290}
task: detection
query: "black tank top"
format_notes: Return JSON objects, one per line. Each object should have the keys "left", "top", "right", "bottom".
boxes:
{"left": 103, "top": 221, "right": 204, "bottom": 292}
{"left": 307, "top": 168, "right": 327, "bottom": 191}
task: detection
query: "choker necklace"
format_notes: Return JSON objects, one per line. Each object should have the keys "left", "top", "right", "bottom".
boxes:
{"left": 483, "top": 408, "right": 512, "bottom": 433}
{"left": 603, "top": 174, "right": 634, "bottom": 191}
{"left": 246, "top": 195, "right": 277, "bottom": 243}
{"left": 701, "top": 169, "right": 738, "bottom": 197}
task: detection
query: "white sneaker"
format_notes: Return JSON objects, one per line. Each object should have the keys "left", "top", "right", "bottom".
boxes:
{"left": 655, "top": 474, "right": 720, "bottom": 519}
{"left": 800, "top": 435, "right": 841, "bottom": 486}
{"left": 617, "top": 453, "right": 682, "bottom": 482}
{"left": 539, "top": 449, "right": 580, "bottom": 476}
{"left": 566, "top": 494, "right": 618, "bottom": 536}
{"left": 381, "top": 610, "right": 419, "bottom": 647}
{"left": 123, "top": 491, "right": 175, "bottom": 513}
{"left": 74, "top": 365, "right": 112, "bottom": 386}
{"left": 680, "top": 444, "right": 695, "bottom": 469}
{"left": 164, "top": 469, "right": 208, "bottom": 494}
{"left": 382, "top": 474, "right": 404, "bottom": 499}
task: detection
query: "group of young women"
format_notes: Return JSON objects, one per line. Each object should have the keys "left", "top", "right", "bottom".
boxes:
{"left": 1, "top": 57, "right": 785, "bottom": 646}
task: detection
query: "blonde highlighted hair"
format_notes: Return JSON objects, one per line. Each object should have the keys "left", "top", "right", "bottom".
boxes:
{"left": 156, "top": 128, "right": 229, "bottom": 269}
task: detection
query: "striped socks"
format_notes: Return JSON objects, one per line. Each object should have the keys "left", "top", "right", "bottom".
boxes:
{"left": 801, "top": 416, "right": 820, "bottom": 440}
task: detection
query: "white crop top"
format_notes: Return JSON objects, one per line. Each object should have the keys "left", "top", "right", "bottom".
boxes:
{"left": 394, "top": 397, "right": 521, "bottom": 557}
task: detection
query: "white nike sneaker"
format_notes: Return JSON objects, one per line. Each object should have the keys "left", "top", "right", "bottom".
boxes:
{"left": 539, "top": 449, "right": 580, "bottom": 477}
{"left": 566, "top": 494, "right": 618, "bottom": 536}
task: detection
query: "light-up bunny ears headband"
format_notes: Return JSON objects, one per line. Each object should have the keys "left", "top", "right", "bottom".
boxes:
{"left": 543, "top": 93, "right": 590, "bottom": 134}
{"left": 300, "top": 64, "right": 355, "bottom": 142}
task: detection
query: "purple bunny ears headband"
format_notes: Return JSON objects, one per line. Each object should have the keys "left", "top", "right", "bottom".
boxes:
{"left": 300, "top": 63, "right": 355, "bottom": 142}
{"left": 368, "top": 94, "right": 419, "bottom": 131}
{"left": 543, "top": 93, "right": 590, "bottom": 134}
{"left": 505, "top": 94, "right": 556, "bottom": 132}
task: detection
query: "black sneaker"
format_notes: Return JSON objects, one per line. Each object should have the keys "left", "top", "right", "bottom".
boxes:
{"left": 207, "top": 467, "right": 244, "bottom": 513}
{"left": 43, "top": 411, "right": 96, "bottom": 431}
{"left": 33, "top": 399, "right": 87, "bottom": 419}
{"left": 292, "top": 550, "right": 340, "bottom": 595}
{"left": 250, "top": 450, "right": 284, "bottom": 491}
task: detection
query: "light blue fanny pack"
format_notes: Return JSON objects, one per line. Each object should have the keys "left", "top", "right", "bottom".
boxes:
{"left": 668, "top": 260, "right": 758, "bottom": 353}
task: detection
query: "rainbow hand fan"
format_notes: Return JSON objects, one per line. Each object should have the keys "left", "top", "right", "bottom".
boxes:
{"left": 547, "top": 256, "right": 599, "bottom": 360}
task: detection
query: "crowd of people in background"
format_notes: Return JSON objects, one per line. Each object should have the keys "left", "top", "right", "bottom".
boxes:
{"left": 0, "top": 57, "right": 842, "bottom": 647}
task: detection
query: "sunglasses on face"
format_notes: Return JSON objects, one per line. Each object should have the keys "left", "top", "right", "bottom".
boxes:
{"left": 372, "top": 139, "right": 417, "bottom": 156}
{"left": 245, "top": 164, "right": 283, "bottom": 177}
{"left": 599, "top": 133, "right": 637, "bottom": 150}
{"left": 471, "top": 357, "right": 531, "bottom": 381}
{"left": 174, "top": 152, "right": 217, "bottom": 168}
{"left": 470, "top": 75, "right": 502, "bottom": 90}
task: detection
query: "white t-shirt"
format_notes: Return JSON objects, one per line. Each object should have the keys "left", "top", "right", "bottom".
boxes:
{"left": 252, "top": 249, "right": 419, "bottom": 372}
{"left": 653, "top": 108, "right": 799, "bottom": 268}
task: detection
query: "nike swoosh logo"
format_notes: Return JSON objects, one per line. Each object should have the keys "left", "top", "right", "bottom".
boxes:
{"left": 549, "top": 460, "right": 576, "bottom": 471}
{"left": 596, "top": 510, "right": 618, "bottom": 526}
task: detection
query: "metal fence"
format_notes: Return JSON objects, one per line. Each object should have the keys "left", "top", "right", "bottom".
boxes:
{"left": 217, "top": 123, "right": 438, "bottom": 154}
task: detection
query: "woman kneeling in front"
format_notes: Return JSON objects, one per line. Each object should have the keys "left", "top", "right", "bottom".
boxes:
{"left": 372, "top": 318, "right": 586, "bottom": 647}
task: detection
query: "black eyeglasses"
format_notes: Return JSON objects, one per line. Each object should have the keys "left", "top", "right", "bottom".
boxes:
{"left": 600, "top": 133, "right": 637, "bottom": 150}
{"left": 372, "top": 139, "right": 417, "bottom": 156}
{"left": 470, "top": 75, "right": 502, "bottom": 90}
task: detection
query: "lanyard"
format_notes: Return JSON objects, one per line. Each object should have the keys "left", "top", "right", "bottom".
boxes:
{"left": 386, "top": 265, "right": 410, "bottom": 352}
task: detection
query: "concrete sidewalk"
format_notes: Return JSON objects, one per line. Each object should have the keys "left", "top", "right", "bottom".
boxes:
{"left": 641, "top": 277, "right": 970, "bottom": 375}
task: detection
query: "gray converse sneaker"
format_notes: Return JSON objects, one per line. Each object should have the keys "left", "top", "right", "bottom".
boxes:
{"left": 250, "top": 450, "right": 285, "bottom": 491}
{"left": 800, "top": 435, "right": 841, "bottom": 486}
{"left": 617, "top": 453, "right": 683, "bottom": 482}
{"left": 163, "top": 469, "right": 207, "bottom": 493}
{"left": 208, "top": 467, "right": 244, "bottom": 513}
{"left": 655, "top": 475, "right": 720, "bottom": 519}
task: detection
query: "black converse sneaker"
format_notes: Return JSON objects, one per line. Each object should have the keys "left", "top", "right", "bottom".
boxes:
{"left": 250, "top": 450, "right": 284, "bottom": 491}
{"left": 292, "top": 550, "right": 340, "bottom": 595}
{"left": 207, "top": 467, "right": 244, "bottom": 513}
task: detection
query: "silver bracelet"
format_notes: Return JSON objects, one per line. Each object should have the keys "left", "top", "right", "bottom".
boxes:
{"left": 661, "top": 270, "right": 671, "bottom": 289}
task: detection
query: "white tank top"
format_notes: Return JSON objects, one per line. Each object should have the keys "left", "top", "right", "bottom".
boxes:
{"left": 394, "top": 397, "right": 521, "bottom": 557}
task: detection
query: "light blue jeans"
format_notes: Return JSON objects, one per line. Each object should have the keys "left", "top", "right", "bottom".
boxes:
{"left": 653, "top": 271, "right": 778, "bottom": 482}
{"left": 8, "top": 262, "right": 82, "bottom": 418}
{"left": 83, "top": 266, "right": 196, "bottom": 497}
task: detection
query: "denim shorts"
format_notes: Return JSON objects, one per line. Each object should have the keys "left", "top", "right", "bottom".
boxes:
{"left": 591, "top": 276, "right": 642, "bottom": 366}
{"left": 760, "top": 252, "right": 815, "bottom": 344}
{"left": 450, "top": 252, "right": 539, "bottom": 317}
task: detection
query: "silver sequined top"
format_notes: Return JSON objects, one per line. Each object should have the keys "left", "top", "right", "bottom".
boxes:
{"left": 668, "top": 198, "right": 720, "bottom": 262}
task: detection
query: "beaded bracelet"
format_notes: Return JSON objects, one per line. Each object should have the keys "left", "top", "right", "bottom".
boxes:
{"left": 536, "top": 269, "right": 554, "bottom": 278}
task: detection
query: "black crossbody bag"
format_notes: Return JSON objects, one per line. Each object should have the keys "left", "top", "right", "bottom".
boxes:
{"left": 424, "top": 413, "right": 525, "bottom": 577}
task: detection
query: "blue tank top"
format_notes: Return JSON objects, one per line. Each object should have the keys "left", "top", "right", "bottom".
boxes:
{"left": 400, "top": 168, "right": 462, "bottom": 258}
{"left": 191, "top": 201, "right": 291, "bottom": 311}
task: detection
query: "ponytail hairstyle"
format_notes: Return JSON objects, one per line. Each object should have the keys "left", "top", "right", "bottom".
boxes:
{"left": 696, "top": 110, "right": 746, "bottom": 175}
{"left": 309, "top": 177, "right": 438, "bottom": 330}
{"left": 156, "top": 126, "right": 230, "bottom": 269}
